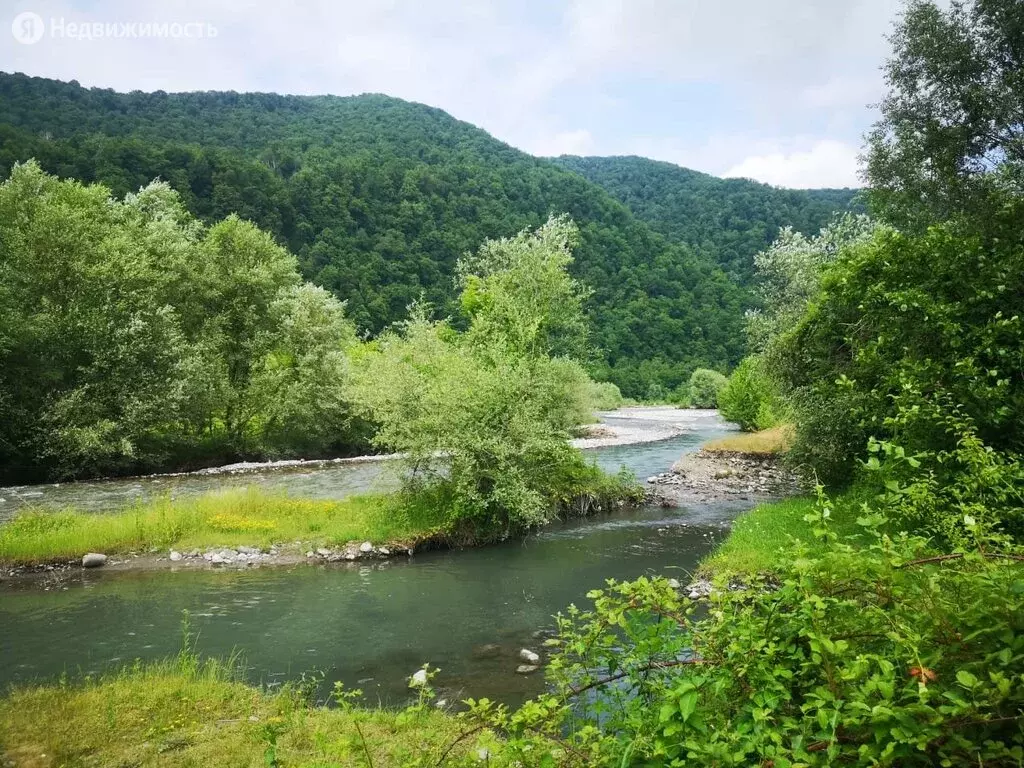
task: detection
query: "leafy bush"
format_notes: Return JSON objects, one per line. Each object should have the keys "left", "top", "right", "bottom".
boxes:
{"left": 352, "top": 218, "right": 630, "bottom": 539}
{"left": 686, "top": 368, "right": 728, "bottom": 408}
{"left": 777, "top": 216, "right": 1024, "bottom": 486}
{"left": 717, "top": 356, "right": 784, "bottom": 431}
{"left": 466, "top": 497, "right": 1024, "bottom": 766}
{"left": 0, "top": 162, "right": 361, "bottom": 482}
{"left": 585, "top": 380, "right": 626, "bottom": 412}
{"left": 861, "top": 412, "right": 1024, "bottom": 547}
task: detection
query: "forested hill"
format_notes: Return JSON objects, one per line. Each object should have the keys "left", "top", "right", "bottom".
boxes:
{"left": 0, "top": 73, "right": 846, "bottom": 397}
{"left": 554, "top": 155, "right": 862, "bottom": 284}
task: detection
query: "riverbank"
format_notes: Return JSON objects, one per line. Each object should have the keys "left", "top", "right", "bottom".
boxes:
{"left": 0, "top": 472, "right": 643, "bottom": 580}
{"left": 671, "top": 425, "right": 814, "bottom": 577}
{"left": 0, "top": 656, "right": 502, "bottom": 767}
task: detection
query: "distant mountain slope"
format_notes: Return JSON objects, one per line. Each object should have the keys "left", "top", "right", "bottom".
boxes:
{"left": 0, "top": 73, "right": 850, "bottom": 397}
{"left": 554, "top": 155, "right": 862, "bottom": 283}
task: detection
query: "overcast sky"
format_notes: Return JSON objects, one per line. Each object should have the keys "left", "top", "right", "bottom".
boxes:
{"left": 2, "top": 0, "right": 907, "bottom": 188}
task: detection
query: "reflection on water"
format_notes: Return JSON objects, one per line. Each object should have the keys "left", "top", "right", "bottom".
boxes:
{"left": 0, "top": 409, "right": 741, "bottom": 706}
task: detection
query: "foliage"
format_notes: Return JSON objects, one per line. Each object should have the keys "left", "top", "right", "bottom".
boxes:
{"left": 745, "top": 214, "right": 880, "bottom": 354}
{"left": 865, "top": 0, "right": 1024, "bottom": 229}
{"left": 585, "top": 380, "right": 627, "bottom": 411}
{"left": 863, "top": 416, "right": 1024, "bottom": 546}
{"left": 0, "top": 488, "right": 444, "bottom": 564}
{"left": 717, "top": 357, "right": 784, "bottom": 432}
{"left": 776, "top": 214, "right": 1024, "bottom": 486}
{"left": 0, "top": 75, "right": 855, "bottom": 395}
{"left": 555, "top": 155, "right": 862, "bottom": 284}
{"left": 0, "top": 162, "right": 361, "bottom": 482}
{"left": 352, "top": 219, "right": 638, "bottom": 539}
{"left": 686, "top": 368, "right": 728, "bottom": 408}
{"left": 464, "top": 496, "right": 1024, "bottom": 766}
{"left": 0, "top": 661, "right": 502, "bottom": 767}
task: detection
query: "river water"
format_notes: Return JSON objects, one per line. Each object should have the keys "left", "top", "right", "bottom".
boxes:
{"left": 0, "top": 409, "right": 746, "bottom": 707}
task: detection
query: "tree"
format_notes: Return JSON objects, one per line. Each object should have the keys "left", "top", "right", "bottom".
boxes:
{"left": 0, "top": 163, "right": 361, "bottom": 481}
{"left": 745, "top": 214, "right": 879, "bottom": 354}
{"left": 687, "top": 369, "right": 728, "bottom": 409}
{"left": 190, "top": 216, "right": 301, "bottom": 452}
{"left": 0, "top": 162, "right": 193, "bottom": 479}
{"left": 865, "top": 0, "right": 1024, "bottom": 227}
{"left": 352, "top": 218, "right": 601, "bottom": 537}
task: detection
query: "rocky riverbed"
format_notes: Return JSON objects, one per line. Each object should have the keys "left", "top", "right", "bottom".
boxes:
{"left": 646, "top": 449, "right": 805, "bottom": 506}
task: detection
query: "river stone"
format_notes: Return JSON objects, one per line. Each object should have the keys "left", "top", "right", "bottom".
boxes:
{"left": 359, "top": 541, "right": 373, "bottom": 553}
{"left": 516, "top": 664, "right": 539, "bottom": 675}
{"left": 237, "top": 545, "right": 259, "bottom": 555}
{"left": 169, "top": 551, "right": 183, "bottom": 562}
{"left": 82, "top": 553, "right": 107, "bottom": 568}
{"left": 519, "top": 648, "right": 540, "bottom": 664}
{"left": 409, "top": 669, "right": 429, "bottom": 688}
{"left": 471, "top": 643, "right": 503, "bottom": 659}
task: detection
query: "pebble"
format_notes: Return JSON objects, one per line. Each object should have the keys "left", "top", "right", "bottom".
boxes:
{"left": 169, "top": 551, "right": 183, "bottom": 562}
{"left": 82, "top": 553, "right": 107, "bottom": 568}
{"left": 409, "top": 669, "right": 429, "bottom": 688}
{"left": 516, "top": 664, "right": 539, "bottom": 675}
{"left": 519, "top": 648, "right": 540, "bottom": 664}
{"left": 359, "top": 541, "right": 373, "bottom": 553}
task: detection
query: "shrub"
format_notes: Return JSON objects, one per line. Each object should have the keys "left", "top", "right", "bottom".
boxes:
{"left": 585, "top": 380, "right": 625, "bottom": 411}
{"left": 467, "top": 497, "right": 1024, "bottom": 766}
{"left": 686, "top": 368, "right": 727, "bottom": 408}
{"left": 777, "top": 217, "right": 1024, "bottom": 486}
{"left": 717, "top": 356, "right": 783, "bottom": 431}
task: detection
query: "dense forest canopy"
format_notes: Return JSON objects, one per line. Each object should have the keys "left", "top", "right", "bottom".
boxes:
{"left": 554, "top": 155, "right": 861, "bottom": 283}
{"left": 0, "top": 73, "right": 854, "bottom": 397}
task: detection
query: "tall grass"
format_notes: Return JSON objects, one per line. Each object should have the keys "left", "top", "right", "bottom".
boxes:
{"left": 0, "top": 654, "right": 501, "bottom": 766}
{"left": 702, "top": 424, "right": 794, "bottom": 456}
{"left": 0, "top": 489, "right": 446, "bottom": 564}
{"left": 700, "top": 492, "right": 868, "bottom": 576}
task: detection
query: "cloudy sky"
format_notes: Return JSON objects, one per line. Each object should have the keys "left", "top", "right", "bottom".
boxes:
{"left": 2, "top": 0, "right": 907, "bottom": 188}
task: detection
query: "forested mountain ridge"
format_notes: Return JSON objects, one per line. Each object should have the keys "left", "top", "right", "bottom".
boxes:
{"left": 0, "top": 72, "right": 849, "bottom": 396}
{"left": 554, "top": 155, "right": 862, "bottom": 283}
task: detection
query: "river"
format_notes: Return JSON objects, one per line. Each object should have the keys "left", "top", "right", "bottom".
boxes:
{"left": 0, "top": 408, "right": 747, "bottom": 707}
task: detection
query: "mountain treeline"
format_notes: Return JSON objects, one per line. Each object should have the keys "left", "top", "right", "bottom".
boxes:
{"left": 554, "top": 155, "right": 861, "bottom": 283}
{"left": 0, "top": 73, "right": 852, "bottom": 398}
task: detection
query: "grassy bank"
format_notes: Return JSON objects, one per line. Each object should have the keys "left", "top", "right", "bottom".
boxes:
{"left": 0, "top": 490, "right": 444, "bottom": 565}
{"left": 698, "top": 425, "right": 825, "bottom": 576}
{"left": 0, "top": 470, "right": 642, "bottom": 565}
{"left": 0, "top": 658, "right": 502, "bottom": 767}
{"left": 702, "top": 424, "right": 794, "bottom": 455}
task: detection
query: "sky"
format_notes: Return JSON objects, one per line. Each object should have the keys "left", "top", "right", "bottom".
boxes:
{"left": 1, "top": 0, "right": 908, "bottom": 188}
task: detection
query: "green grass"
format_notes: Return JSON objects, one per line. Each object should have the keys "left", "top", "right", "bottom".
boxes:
{"left": 0, "top": 659, "right": 504, "bottom": 767}
{"left": 0, "top": 489, "right": 448, "bottom": 565}
{"left": 700, "top": 494, "right": 865, "bottom": 576}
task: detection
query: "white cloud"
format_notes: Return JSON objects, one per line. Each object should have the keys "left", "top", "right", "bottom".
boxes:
{"left": 723, "top": 140, "right": 862, "bottom": 188}
{"left": 528, "top": 129, "right": 595, "bottom": 157}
